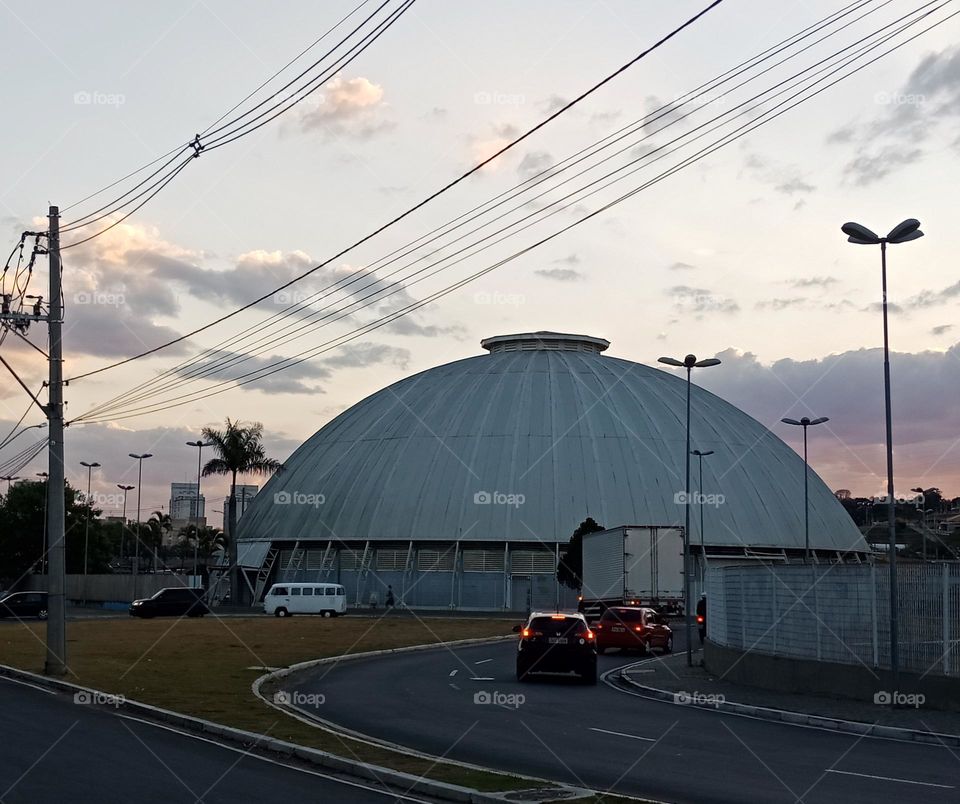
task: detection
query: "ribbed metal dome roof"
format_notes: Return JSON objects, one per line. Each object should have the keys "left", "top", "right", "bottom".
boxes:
{"left": 238, "top": 333, "right": 866, "bottom": 552}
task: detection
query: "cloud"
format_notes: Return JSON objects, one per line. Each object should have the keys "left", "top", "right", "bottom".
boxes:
{"left": 299, "top": 75, "right": 392, "bottom": 140}
{"left": 741, "top": 151, "right": 815, "bottom": 195}
{"left": 540, "top": 95, "right": 567, "bottom": 113}
{"left": 669, "top": 285, "right": 739, "bottom": 315}
{"left": 843, "top": 146, "right": 923, "bottom": 187}
{"left": 535, "top": 268, "right": 583, "bottom": 282}
{"left": 517, "top": 150, "right": 555, "bottom": 179}
{"left": 774, "top": 178, "right": 816, "bottom": 195}
{"left": 755, "top": 297, "right": 807, "bottom": 311}
{"left": 789, "top": 276, "right": 837, "bottom": 289}
{"left": 833, "top": 46, "right": 960, "bottom": 182}
{"left": 668, "top": 261, "right": 696, "bottom": 271}
{"left": 932, "top": 324, "right": 954, "bottom": 336}
{"left": 903, "top": 280, "right": 960, "bottom": 310}
{"left": 470, "top": 123, "right": 521, "bottom": 169}
{"left": 552, "top": 253, "right": 580, "bottom": 266}
{"left": 694, "top": 343, "right": 960, "bottom": 495}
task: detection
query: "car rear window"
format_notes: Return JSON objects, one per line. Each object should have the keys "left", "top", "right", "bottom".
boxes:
{"left": 529, "top": 615, "right": 586, "bottom": 636}
{"left": 325, "top": 587, "right": 337, "bottom": 596}
{"left": 603, "top": 609, "right": 644, "bottom": 622}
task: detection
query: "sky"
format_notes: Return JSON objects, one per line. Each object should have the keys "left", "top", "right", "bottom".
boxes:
{"left": 1, "top": 0, "right": 958, "bottom": 526}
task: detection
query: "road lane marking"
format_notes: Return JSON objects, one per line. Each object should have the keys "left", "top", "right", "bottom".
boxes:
{"left": 470, "top": 677, "right": 494, "bottom": 681}
{"left": 589, "top": 727, "right": 655, "bottom": 742}
{"left": 474, "top": 659, "right": 492, "bottom": 665}
{"left": 825, "top": 769, "right": 954, "bottom": 789}
{"left": 449, "top": 670, "right": 458, "bottom": 677}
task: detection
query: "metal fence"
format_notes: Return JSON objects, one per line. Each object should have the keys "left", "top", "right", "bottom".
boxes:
{"left": 706, "top": 562, "right": 960, "bottom": 677}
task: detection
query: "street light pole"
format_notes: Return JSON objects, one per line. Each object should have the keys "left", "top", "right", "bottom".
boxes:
{"left": 659, "top": 354, "right": 721, "bottom": 667}
{"left": 187, "top": 440, "right": 213, "bottom": 589}
{"left": 691, "top": 450, "right": 714, "bottom": 567}
{"left": 128, "top": 453, "right": 152, "bottom": 599}
{"left": 1, "top": 475, "right": 20, "bottom": 495}
{"left": 117, "top": 484, "right": 135, "bottom": 563}
{"left": 780, "top": 417, "right": 829, "bottom": 562}
{"left": 80, "top": 461, "right": 101, "bottom": 576}
{"left": 842, "top": 217, "right": 923, "bottom": 694}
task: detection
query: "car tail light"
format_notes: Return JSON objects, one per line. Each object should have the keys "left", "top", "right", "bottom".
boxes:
{"left": 521, "top": 627, "right": 531, "bottom": 638}
{"left": 550, "top": 614, "right": 566, "bottom": 620}
{"left": 594, "top": 623, "right": 603, "bottom": 629}
{"left": 634, "top": 625, "right": 644, "bottom": 632}
{"left": 696, "top": 615, "right": 705, "bottom": 624}
{"left": 583, "top": 629, "right": 595, "bottom": 640}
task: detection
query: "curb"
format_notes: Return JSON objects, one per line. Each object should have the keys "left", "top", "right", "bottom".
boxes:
{"left": 254, "top": 637, "right": 601, "bottom": 803}
{"left": 0, "top": 639, "right": 557, "bottom": 804}
{"left": 614, "top": 668, "right": 960, "bottom": 747}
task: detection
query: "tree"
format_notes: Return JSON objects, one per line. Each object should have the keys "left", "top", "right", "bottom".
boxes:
{"left": 176, "top": 523, "right": 226, "bottom": 586}
{"left": 557, "top": 517, "right": 605, "bottom": 590}
{"left": 0, "top": 479, "right": 115, "bottom": 583}
{"left": 201, "top": 418, "right": 282, "bottom": 605}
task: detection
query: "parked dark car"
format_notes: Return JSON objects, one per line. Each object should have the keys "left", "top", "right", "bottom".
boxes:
{"left": 129, "top": 587, "right": 209, "bottom": 618}
{"left": 0, "top": 591, "right": 48, "bottom": 620}
{"left": 515, "top": 611, "right": 598, "bottom": 684}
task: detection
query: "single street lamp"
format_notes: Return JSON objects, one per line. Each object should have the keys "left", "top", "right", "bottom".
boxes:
{"left": 186, "top": 440, "right": 214, "bottom": 588}
{"left": 128, "top": 453, "right": 152, "bottom": 598}
{"left": 691, "top": 449, "right": 714, "bottom": 569}
{"left": 842, "top": 217, "right": 923, "bottom": 693}
{"left": 80, "top": 461, "right": 101, "bottom": 576}
{"left": 117, "top": 484, "right": 135, "bottom": 563}
{"left": 659, "top": 353, "right": 721, "bottom": 666}
{"left": 911, "top": 487, "right": 928, "bottom": 560}
{"left": 37, "top": 472, "right": 49, "bottom": 575}
{"left": 780, "top": 417, "right": 829, "bottom": 562}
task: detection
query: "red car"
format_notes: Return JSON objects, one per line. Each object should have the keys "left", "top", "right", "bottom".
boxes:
{"left": 593, "top": 607, "right": 673, "bottom": 655}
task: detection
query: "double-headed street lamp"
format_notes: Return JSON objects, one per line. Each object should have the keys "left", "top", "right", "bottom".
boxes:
{"left": 187, "top": 440, "right": 214, "bottom": 587}
{"left": 1, "top": 475, "right": 19, "bottom": 494}
{"left": 691, "top": 449, "right": 714, "bottom": 566}
{"left": 842, "top": 217, "right": 923, "bottom": 693}
{"left": 658, "top": 354, "right": 721, "bottom": 666}
{"left": 80, "top": 461, "right": 101, "bottom": 576}
{"left": 117, "top": 484, "right": 135, "bottom": 561}
{"left": 128, "top": 453, "right": 152, "bottom": 598}
{"left": 780, "top": 417, "right": 829, "bottom": 562}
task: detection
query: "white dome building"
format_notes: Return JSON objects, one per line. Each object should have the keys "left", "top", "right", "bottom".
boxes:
{"left": 236, "top": 332, "right": 867, "bottom": 609}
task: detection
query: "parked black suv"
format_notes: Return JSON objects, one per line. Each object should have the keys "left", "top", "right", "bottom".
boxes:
{"left": 129, "top": 587, "right": 209, "bottom": 618}
{"left": 515, "top": 611, "right": 598, "bottom": 684}
{"left": 0, "top": 591, "right": 48, "bottom": 620}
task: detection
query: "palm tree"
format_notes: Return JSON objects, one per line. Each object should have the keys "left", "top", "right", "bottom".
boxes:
{"left": 176, "top": 523, "right": 226, "bottom": 585}
{"left": 201, "top": 418, "right": 282, "bottom": 605}
{"left": 145, "top": 510, "right": 173, "bottom": 570}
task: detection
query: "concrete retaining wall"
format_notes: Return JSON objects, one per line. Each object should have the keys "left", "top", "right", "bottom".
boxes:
{"left": 704, "top": 639, "right": 960, "bottom": 712}
{"left": 23, "top": 574, "right": 200, "bottom": 603}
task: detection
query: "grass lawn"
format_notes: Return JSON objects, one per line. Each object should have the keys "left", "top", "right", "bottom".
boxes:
{"left": 0, "top": 615, "right": 540, "bottom": 793}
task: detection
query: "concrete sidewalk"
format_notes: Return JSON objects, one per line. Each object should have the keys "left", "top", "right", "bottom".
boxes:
{"left": 617, "top": 649, "right": 960, "bottom": 739}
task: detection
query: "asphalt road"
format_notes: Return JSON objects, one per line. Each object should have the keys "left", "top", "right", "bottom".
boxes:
{"left": 0, "top": 676, "right": 432, "bottom": 803}
{"left": 283, "top": 636, "right": 960, "bottom": 803}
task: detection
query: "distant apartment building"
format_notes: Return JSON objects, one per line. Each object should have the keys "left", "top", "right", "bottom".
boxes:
{"left": 169, "top": 482, "right": 206, "bottom": 524}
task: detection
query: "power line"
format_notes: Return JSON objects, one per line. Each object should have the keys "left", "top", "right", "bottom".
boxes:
{"left": 83, "top": 0, "right": 879, "bottom": 417}
{"left": 66, "top": 0, "right": 728, "bottom": 383}
{"left": 74, "top": 4, "right": 957, "bottom": 423}
{"left": 58, "top": 0, "right": 380, "bottom": 217}
{"left": 76, "top": 0, "right": 932, "bottom": 420}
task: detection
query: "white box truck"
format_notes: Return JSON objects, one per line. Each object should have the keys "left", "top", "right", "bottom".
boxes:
{"left": 579, "top": 525, "right": 685, "bottom": 618}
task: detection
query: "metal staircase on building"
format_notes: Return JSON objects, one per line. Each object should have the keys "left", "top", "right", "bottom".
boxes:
{"left": 252, "top": 547, "right": 280, "bottom": 602}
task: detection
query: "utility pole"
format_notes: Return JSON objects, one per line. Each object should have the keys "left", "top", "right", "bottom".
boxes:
{"left": 45, "top": 205, "right": 67, "bottom": 676}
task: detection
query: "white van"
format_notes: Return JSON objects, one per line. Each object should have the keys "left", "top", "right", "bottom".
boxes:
{"left": 263, "top": 583, "right": 347, "bottom": 617}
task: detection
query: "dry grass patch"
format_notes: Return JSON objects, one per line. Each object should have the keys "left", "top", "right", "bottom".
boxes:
{"left": 1, "top": 615, "right": 536, "bottom": 791}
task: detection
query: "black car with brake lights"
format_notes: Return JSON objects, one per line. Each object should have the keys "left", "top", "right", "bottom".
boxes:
{"left": 514, "top": 611, "right": 598, "bottom": 684}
